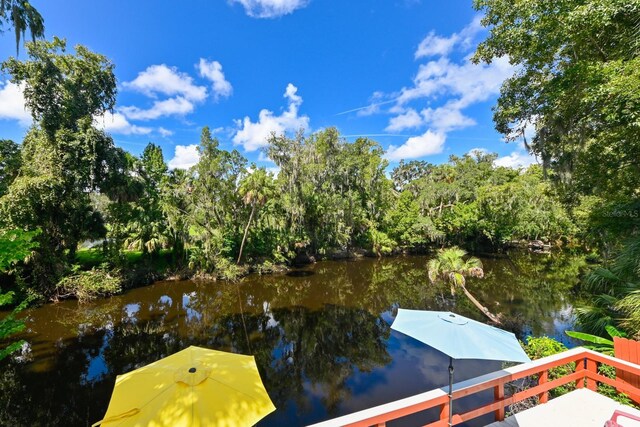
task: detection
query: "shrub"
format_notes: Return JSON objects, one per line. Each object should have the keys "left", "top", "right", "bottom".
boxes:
{"left": 56, "top": 266, "right": 122, "bottom": 303}
{"left": 522, "top": 337, "right": 576, "bottom": 397}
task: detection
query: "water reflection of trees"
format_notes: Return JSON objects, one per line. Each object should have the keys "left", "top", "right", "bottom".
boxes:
{"left": 0, "top": 253, "right": 585, "bottom": 425}
{"left": 0, "top": 280, "right": 392, "bottom": 425}
{"left": 466, "top": 251, "right": 586, "bottom": 335}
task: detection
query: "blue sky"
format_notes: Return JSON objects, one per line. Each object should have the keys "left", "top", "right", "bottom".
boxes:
{"left": 0, "top": 0, "right": 534, "bottom": 170}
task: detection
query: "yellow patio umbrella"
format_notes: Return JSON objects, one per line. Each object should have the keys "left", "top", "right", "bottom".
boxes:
{"left": 92, "top": 345, "right": 276, "bottom": 427}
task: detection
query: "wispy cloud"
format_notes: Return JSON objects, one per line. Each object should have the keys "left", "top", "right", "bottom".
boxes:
{"left": 158, "top": 127, "right": 174, "bottom": 137}
{"left": 346, "top": 15, "right": 514, "bottom": 161}
{"left": 335, "top": 99, "right": 397, "bottom": 116}
{"left": 230, "top": 0, "right": 309, "bottom": 18}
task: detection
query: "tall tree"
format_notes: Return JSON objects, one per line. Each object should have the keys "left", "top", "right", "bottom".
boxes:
{"left": 187, "top": 126, "right": 246, "bottom": 271}
{"left": 124, "top": 143, "right": 169, "bottom": 256}
{"left": 3, "top": 37, "right": 116, "bottom": 139}
{"left": 237, "top": 167, "right": 275, "bottom": 264}
{"left": 473, "top": 0, "right": 640, "bottom": 201}
{"left": 0, "top": 39, "right": 123, "bottom": 295}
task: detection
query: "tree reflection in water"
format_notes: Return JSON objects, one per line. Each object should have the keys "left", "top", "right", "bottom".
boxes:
{"left": 0, "top": 252, "right": 584, "bottom": 426}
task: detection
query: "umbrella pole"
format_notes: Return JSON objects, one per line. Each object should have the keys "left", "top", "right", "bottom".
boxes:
{"left": 448, "top": 357, "right": 454, "bottom": 427}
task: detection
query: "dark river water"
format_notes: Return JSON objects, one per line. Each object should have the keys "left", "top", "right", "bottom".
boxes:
{"left": 0, "top": 252, "right": 586, "bottom": 426}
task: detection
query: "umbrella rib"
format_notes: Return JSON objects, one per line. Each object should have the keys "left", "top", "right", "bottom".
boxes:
{"left": 207, "top": 376, "right": 267, "bottom": 401}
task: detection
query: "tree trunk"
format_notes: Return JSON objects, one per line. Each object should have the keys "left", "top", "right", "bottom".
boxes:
{"left": 460, "top": 284, "right": 502, "bottom": 325}
{"left": 237, "top": 203, "right": 256, "bottom": 264}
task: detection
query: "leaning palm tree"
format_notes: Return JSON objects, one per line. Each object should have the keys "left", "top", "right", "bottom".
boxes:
{"left": 428, "top": 247, "right": 501, "bottom": 324}
{"left": 236, "top": 167, "right": 275, "bottom": 264}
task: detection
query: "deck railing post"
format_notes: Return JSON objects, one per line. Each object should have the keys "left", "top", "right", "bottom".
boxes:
{"left": 538, "top": 370, "right": 549, "bottom": 403}
{"left": 586, "top": 358, "right": 598, "bottom": 391}
{"left": 576, "top": 357, "right": 586, "bottom": 389}
{"left": 494, "top": 383, "right": 505, "bottom": 421}
{"left": 440, "top": 402, "right": 449, "bottom": 424}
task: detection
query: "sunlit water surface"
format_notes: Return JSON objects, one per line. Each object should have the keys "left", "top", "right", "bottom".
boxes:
{"left": 0, "top": 252, "right": 585, "bottom": 426}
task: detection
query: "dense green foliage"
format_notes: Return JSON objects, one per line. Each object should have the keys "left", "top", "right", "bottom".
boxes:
{"left": 0, "top": 2, "right": 636, "bottom": 347}
{"left": 0, "top": 41, "right": 579, "bottom": 301}
{"left": 575, "top": 240, "right": 640, "bottom": 338}
{"left": 0, "top": 228, "right": 38, "bottom": 361}
{"left": 474, "top": 0, "right": 640, "bottom": 339}
{"left": 474, "top": 0, "right": 640, "bottom": 202}
{"left": 522, "top": 337, "right": 575, "bottom": 397}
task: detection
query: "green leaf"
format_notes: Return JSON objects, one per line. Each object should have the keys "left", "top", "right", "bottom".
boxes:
{"left": 604, "top": 325, "right": 627, "bottom": 339}
{"left": 565, "top": 330, "right": 614, "bottom": 346}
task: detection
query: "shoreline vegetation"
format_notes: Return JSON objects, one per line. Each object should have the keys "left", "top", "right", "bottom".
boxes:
{"left": 1, "top": 0, "right": 639, "bottom": 364}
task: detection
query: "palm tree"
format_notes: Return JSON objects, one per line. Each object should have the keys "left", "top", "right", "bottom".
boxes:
{"left": 427, "top": 247, "right": 501, "bottom": 324}
{"left": 237, "top": 168, "right": 275, "bottom": 264}
{"left": 1, "top": 0, "right": 45, "bottom": 54}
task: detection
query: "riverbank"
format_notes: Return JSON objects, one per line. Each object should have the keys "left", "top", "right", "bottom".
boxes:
{"left": 63, "top": 244, "right": 589, "bottom": 305}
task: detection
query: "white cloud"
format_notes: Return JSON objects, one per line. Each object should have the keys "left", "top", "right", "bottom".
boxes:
{"left": 385, "top": 108, "right": 423, "bottom": 132}
{"left": 415, "top": 15, "right": 483, "bottom": 59}
{"left": 168, "top": 144, "right": 200, "bottom": 169}
{"left": 397, "top": 56, "right": 513, "bottom": 107}
{"left": 230, "top": 0, "right": 308, "bottom": 18}
{"left": 123, "top": 64, "right": 207, "bottom": 102}
{"left": 266, "top": 166, "right": 280, "bottom": 176}
{"left": 232, "top": 83, "right": 310, "bottom": 152}
{"left": 415, "top": 32, "right": 459, "bottom": 59}
{"left": 198, "top": 59, "right": 232, "bottom": 100}
{"left": 494, "top": 149, "right": 537, "bottom": 169}
{"left": 120, "top": 97, "right": 195, "bottom": 120}
{"left": 468, "top": 147, "right": 490, "bottom": 156}
{"left": 377, "top": 15, "right": 514, "bottom": 161}
{"left": 158, "top": 127, "right": 174, "bottom": 137}
{"left": 421, "top": 104, "right": 476, "bottom": 132}
{"left": 0, "top": 81, "right": 31, "bottom": 126}
{"left": 257, "top": 151, "right": 272, "bottom": 162}
{"left": 94, "top": 111, "right": 152, "bottom": 135}
{"left": 385, "top": 130, "right": 445, "bottom": 161}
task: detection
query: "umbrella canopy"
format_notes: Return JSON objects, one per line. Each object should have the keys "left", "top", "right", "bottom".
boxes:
{"left": 391, "top": 309, "right": 530, "bottom": 363}
{"left": 93, "top": 346, "right": 276, "bottom": 427}
{"left": 392, "top": 309, "right": 530, "bottom": 426}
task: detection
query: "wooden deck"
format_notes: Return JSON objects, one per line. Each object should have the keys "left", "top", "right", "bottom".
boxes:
{"left": 485, "top": 388, "right": 640, "bottom": 427}
{"left": 307, "top": 347, "right": 640, "bottom": 427}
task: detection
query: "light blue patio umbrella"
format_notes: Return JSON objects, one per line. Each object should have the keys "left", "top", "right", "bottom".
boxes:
{"left": 391, "top": 309, "right": 530, "bottom": 427}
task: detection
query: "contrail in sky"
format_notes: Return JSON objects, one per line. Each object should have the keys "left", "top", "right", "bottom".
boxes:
{"left": 335, "top": 99, "right": 397, "bottom": 115}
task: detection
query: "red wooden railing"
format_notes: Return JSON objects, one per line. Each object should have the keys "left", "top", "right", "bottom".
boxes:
{"left": 307, "top": 347, "right": 640, "bottom": 427}
{"left": 614, "top": 337, "right": 640, "bottom": 403}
